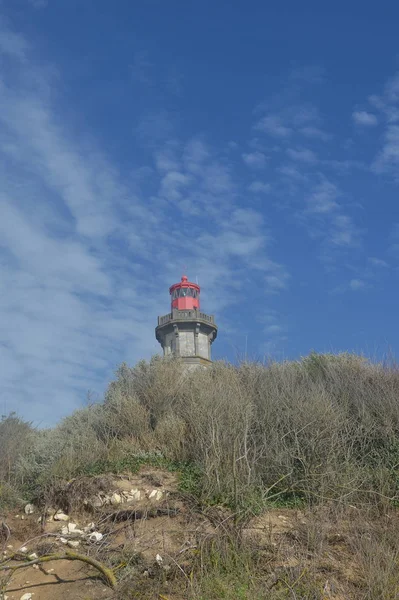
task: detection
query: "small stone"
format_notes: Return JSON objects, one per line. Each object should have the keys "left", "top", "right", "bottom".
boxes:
{"left": 7, "top": 544, "right": 13, "bottom": 549}
{"left": 67, "top": 540, "right": 80, "bottom": 548}
{"left": 33, "top": 564, "right": 39, "bottom": 570}
{"left": 149, "top": 490, "right": 157, "bottom": 499}
{"left": 83, "top": 522, "right": 95, "bottom": 532}
{"left": 19, "top": 547, "right": 28, "bottom": 554}
{"left": 155, "top": 553, "right": 163, "bottom": 565}
{"left": 28, "top": 553, "right": 38, "bottom": 560}
{"left": 155, "top": 490, "right": 163, "bottom": 501}
{"left": 54, "top": 511, "right": 69, "bottom": 521}
{"left": 110, "top": 492, "right": 122, "bottom": 505}
{"left": 24, "top": 503, "right": 35, "bottom": 515}
{"left": 21, "top": 515, "right": 25, "bottom": 520}
{"left": 59, "top": 537, "right": 68, "bottom": 544}
{"left": 61, "top": 526, "right": 69, "bottom": 535}
{"left": 46, "top": 568, "right": 54, "bottom": 573}
{"left": 89, "top": 531, "right": 103, "bottom": 542}
{"left": 20, "top": 594, "right": 33, "bottom": 600}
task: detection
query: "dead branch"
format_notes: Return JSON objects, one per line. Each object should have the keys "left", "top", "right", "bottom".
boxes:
{"left": 0, "top": 551, "right": 117, "bottom": 588}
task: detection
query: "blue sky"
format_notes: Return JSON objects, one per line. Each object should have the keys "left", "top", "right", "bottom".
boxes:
{"left": 1, "top": 1, "right": 399, "bottom": 425}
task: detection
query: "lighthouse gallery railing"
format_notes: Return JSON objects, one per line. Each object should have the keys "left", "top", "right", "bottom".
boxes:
{"left": 158, "top": 310, "right": 215, "bottom": 326}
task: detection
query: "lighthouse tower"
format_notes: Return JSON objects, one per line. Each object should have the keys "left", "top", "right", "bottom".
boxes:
{"left": 155, "top": 275, "right": 218, "bottom": 367}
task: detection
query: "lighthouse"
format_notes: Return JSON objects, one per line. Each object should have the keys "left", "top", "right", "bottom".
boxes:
{"left": 155, "top": 275, "right": 218, "bottom": 367}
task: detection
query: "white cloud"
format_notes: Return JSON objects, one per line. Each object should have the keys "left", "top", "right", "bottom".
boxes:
{"left": 299, "top": 126, "right": 331, "bottom": 141}
{"left": 287, "top": 147, "right": 318, "bottom": 164}
{"left": 0, "top": 21, "right": 29, "bottom": 60}
{"left": 242, "top": 151, "right": 267, "bottom": 169}
{"left": 352, "top": 111, "right": 378, "bottom": 126}
{"left": 248, "top": 181, "right": 271, "bottom": 193}
{"left": 372, "top": 125, "right": 399, "bottom": 177}
{"left": 349, "top": 278, "right": 366, "bottom": 291}
{"left": 255, "top": 115, "right": 293, "bottom": 137}
{"left": 306, "top": 180, "right": 339, "bottom": 214}
{"left": 330, "top": 215, "right": 359, "bottom": 247}
{"left": 368, "top": 257, "right": 388, "bottom": 268}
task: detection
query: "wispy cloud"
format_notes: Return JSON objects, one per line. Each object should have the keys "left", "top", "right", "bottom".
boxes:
{"left": 28, "top": 0, "right": 48, "bottom": 8}
{"left": 248, "top": 181, "right": 271, "bottom": 193}
{"left": 255, "top": 115, "right": 293, "bottom": 138}
{"left": 287, "top": 147, "right": 318, "bottom": 164}
{"left": 0, "top": 21, "right": 290, "bottom": 423}
{"left": 242, "top": 151, "right": 267, "bottom": 168}
{"left": 349, "top": 278, "right": 367, "bottom": 291}
{"left": 305, "top": 180, "right": 339, "bottom": 214}
{"left": 352, "top": 110, "right": 378, "bottom": 126}
{"left": 368, "top": 257, "right": 389, "bottom": 268}
{"left": 369, "top": 72, "right": 399, "bottom": 178}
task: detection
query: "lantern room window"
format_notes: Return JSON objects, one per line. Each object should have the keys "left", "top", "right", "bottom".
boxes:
{"left": 171, "top": 286, "right": 199, "bottom": 299}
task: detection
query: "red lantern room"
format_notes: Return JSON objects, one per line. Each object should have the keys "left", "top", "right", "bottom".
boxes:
{"left": 169, "top": 275, "right": 200, "bottom": 311}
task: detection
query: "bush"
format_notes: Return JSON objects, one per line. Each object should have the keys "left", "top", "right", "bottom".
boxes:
{"left": 2, "top": 353, "right": 399, "bottom": 512}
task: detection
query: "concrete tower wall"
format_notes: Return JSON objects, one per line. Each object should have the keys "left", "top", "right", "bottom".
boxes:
{"left": 179, "top": 330, "right": 196, "bottom": 357}
{"left": 198, "top": 331, "right": 211, "bottom": 359}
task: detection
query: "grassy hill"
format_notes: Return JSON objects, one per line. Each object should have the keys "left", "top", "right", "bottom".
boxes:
{"left": 1, "top": 353, "right": 399, "bottom": 598}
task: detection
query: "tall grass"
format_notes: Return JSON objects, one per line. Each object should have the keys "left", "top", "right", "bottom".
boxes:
{"left": 2, "top": 353, "right": 399, "bottom": 511}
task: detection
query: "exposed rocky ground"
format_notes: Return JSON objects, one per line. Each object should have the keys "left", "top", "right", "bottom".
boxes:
{"left": 2, "top": 466, "right": 396, "bottom": 600}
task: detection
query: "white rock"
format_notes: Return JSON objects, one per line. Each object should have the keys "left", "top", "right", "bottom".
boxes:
{"left": 59, "top": 537, "right": 68, "bottom": 544}
{"left": 66, "top": 523, "right": 84, "bottom": 535}
{"left": 7, "top": 544, "right": 13, "bottom": 549}
{"left": 148, "top": 490, "right": 157, "bottom": 499}
{"left": 20, "top": 594, "right": 33, "bottom": 600}
{"left": 130, "top": 488, "right": 141, "bottom": 500}
{"left": 54, "top": 511, "right": 69, "bottom": 521}
{"left": 83, "top": 522, "right": 95, "bottom": 532}
{"left": 60, "top": 526, "right": 69, "bottom": 536}
{"left": 28, "top": 553, "right": 38, "bottom": 560}
{"left": 155, "top": 553, "right": 163, "bottom": 565}
{"left": 89, "top": 531, "right": 103, "bottom": 542}
{"left": 110, "top": 492, "right": 122, "bottom": 505}
{"left": 155, "top": 490, "right": 163, "bottom": 501}
{"left": 19, "top": 546, "right": 28, "bottom": 554}
{"left": 67, "top": 540, "right": 80, "bottom": 548}
{"left": 24, "top": 503, "right": 35, "bottom": 515}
